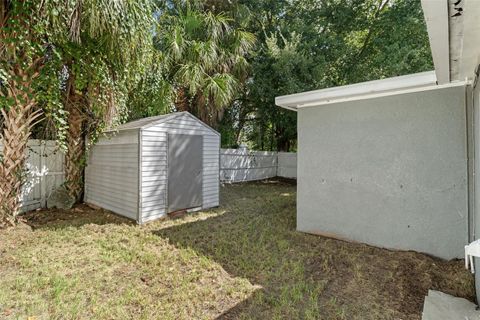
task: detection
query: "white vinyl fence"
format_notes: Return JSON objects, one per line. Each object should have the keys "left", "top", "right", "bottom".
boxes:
{"left": 0, "top": 140, "right": 65, "bottom": 212}
{"left": 220, "top": 148, "right": 297, "bottom": 182}
{"left": 220, "top": 148, "right": 277, "bottom": 182}
{"left": 2, "top": 141, "right": 292, "bottom": 213}
{"left": 277, "top": 152, "right": 297, "bottom": 179}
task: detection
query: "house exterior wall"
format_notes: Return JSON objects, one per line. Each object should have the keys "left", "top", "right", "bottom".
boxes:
{"left": 297, "top": 86, "right": 468, "bottom": 259}
{"left": 84, "top": 130, "right": 139, "bottom": 220}
{"left": 139, "top": 113, "right": 220, "bottom": 223}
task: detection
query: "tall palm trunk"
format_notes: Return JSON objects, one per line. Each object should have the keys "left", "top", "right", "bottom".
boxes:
{"left": 0, "top": 79, "right": 42, "bottom": 226}
{"left": 0, "top": 0, "right": 43, "bottom": 226}
{"left": 175, "top": 87, "right": 190, "bottom": 112}
{"left": 64, "top": 75, "right": 87, "bottom": 201}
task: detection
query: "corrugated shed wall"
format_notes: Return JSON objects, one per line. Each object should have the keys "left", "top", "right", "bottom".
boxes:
{"left": 85, "top": 130, "right": 139, "bottom": 220}
{"left": 140, "top": 113, "right": 220, "bottom": 223}
{"left": 139, "top": 128, "right": 167, "bottom": 222}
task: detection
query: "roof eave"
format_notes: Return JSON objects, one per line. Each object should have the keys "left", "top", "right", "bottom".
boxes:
{"left": 421, "top": 0, "right": 450, "bottom": 84}
{"left": 422, "top": 0, "right": 480, "bottom": 84}
{"left": 276, "top": 71, "right": 438, "bottom": 111}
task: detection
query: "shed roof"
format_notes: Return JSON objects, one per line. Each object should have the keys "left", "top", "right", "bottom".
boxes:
{"left": 112, "top": 113, "right": 181, "bottom": 131}
{"left": 106, "top": 111, "right": 219, "bottom": 135}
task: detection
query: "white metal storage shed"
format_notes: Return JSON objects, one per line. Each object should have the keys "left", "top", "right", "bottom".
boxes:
{"left": 85, "top": 112, "right": 220, "bottom": 223}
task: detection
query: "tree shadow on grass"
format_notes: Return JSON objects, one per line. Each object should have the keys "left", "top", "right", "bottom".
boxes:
{"left": 152, "top": 180, "right": 301, "bottom": 318}
{"left": 152, "top": 180, "right": 475, "bottom": 320}
{"left": 21, "top": 203, "right": 134, "bottom": 230}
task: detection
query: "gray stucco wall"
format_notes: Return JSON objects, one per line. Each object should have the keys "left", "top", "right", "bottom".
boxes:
{"left": 297, "top": 86, "right": 468, "bottom": 259}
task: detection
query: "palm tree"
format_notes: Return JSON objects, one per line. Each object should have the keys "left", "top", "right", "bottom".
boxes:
{"left": 0, "top": 0, "right": 47, "bottom": 225}
{"left": 0, "top": 0, "right": 156, "bottom": 225}
{"left": 156, "top": 2, "right": 255, "bottom": 126}
{"left": 47, "top": 0, "right": 156, "bottom": 201}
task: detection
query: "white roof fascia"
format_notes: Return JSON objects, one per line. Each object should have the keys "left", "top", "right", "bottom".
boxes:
{"left": 295, "top": 80, "right": 468, "bottom": 109}
{"left": 275, "top": 71, "right": 438, "bottom": 110}
{"left": 421, "top": 0, "right": 450, "bottom": 84}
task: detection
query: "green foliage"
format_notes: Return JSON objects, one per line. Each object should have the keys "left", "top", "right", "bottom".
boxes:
{"left": 2, "top": 0, "right": 157, "bottom": 147}
{"left": 0, "top": 0, "right": 52, "bottom": 108}
{"left": 47, "top": 0, "right": 156, "bottom": 137}
{"left": 218, "top": 0, "right": 433, "bottom": 151}
{"left": 0, "top": 1, "right": 73, "bottom": 151}
{"left": 148, "top": 1, "right": 255, "bottom": 126}
{"left": 127, "top": 53, "right": 175, "bottom": 120}
{"left": 245, "top": 33, "right": 319, "bottom": 151}
{"left": 32, "top": 48, "right": 67, "bottom": 148}
{"left": 3, "top": 0, "right": 433, "bottom": 153}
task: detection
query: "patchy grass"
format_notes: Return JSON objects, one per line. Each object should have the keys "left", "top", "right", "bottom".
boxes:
{"left": 0, "top": 180, "right": 475, "bottom": 319}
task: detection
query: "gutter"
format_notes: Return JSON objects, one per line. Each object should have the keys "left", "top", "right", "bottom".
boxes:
{"left": 276, "top": 79, "right": 468, "bottom": 111}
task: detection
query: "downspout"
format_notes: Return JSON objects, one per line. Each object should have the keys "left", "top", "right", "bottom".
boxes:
{"left": 466, "top": 82, "right": 474, "bottom": 242}
{"left": 471, "top": 67, "right": 480, "bottom": 241}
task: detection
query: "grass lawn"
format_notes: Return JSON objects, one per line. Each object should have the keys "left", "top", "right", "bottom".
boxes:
{"left": 0, "top": 180, "right": 475, "bottom": 319}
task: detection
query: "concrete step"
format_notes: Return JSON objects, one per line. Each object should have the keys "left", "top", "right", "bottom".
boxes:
{"left": 422, "top": 290, "right": 480, "bottom": 320}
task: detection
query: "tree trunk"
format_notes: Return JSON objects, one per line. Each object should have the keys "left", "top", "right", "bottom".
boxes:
{"left": 0, "top": 1, "right": 43, "bottom": 226}
{"left": 275, "top": 126, "right": 291, "bottom": 152}
{"left": 64, "top": 76, "right": 87, "bottom": 202}
{"left": 276, "top": 138, "right": 290, "bottom": 152}
{"left": 0, "top": 90, "right": 41, "bottom": 226}
{"left": 175, "top": 87, "right": 190, "bottom": 112}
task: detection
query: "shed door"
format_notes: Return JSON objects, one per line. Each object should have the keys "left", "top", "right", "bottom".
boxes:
{"left": 168, "top": 134, "right": 203, "bottom": 213}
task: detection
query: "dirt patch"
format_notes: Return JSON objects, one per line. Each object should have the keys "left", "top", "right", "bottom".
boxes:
{"left": 305, "top": 239, "right": 474, "bottom": 319}
{"left": 20, "top": 204, "right": 132, "bottom": 229}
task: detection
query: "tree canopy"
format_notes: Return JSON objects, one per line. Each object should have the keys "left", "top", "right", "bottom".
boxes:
{"left": 125, "top": 0, "right": 432, "bottom": 151}
{"left": 218, "top": 0, "right": 433, "bottom": 150}
{"left": 0, "top": 0, "right": 432, "bottom": 224}
{"left": 0, "top": 0, "right": 156, "bottom": 223}
{"left": 129, "top": 0, "right": 255, "bottom": 127}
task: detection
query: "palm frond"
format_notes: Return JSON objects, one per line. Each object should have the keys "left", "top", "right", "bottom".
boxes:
{"left": 204, "top": 73, "right": 237, "bottom": 108}
{"left": 170, "top": 25, "right": 185, "bottom": 60}
{"left": 175, "top": 63, "right": 206, "bottom": 94}
{"left": 231, "top": 30, "right": 256, "bottom": 56}
{"left": 181, "top": 8, "right": 203, "bottom": 35}
{"left": 204, "top": 11, "right": 232, "bottom": 41}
